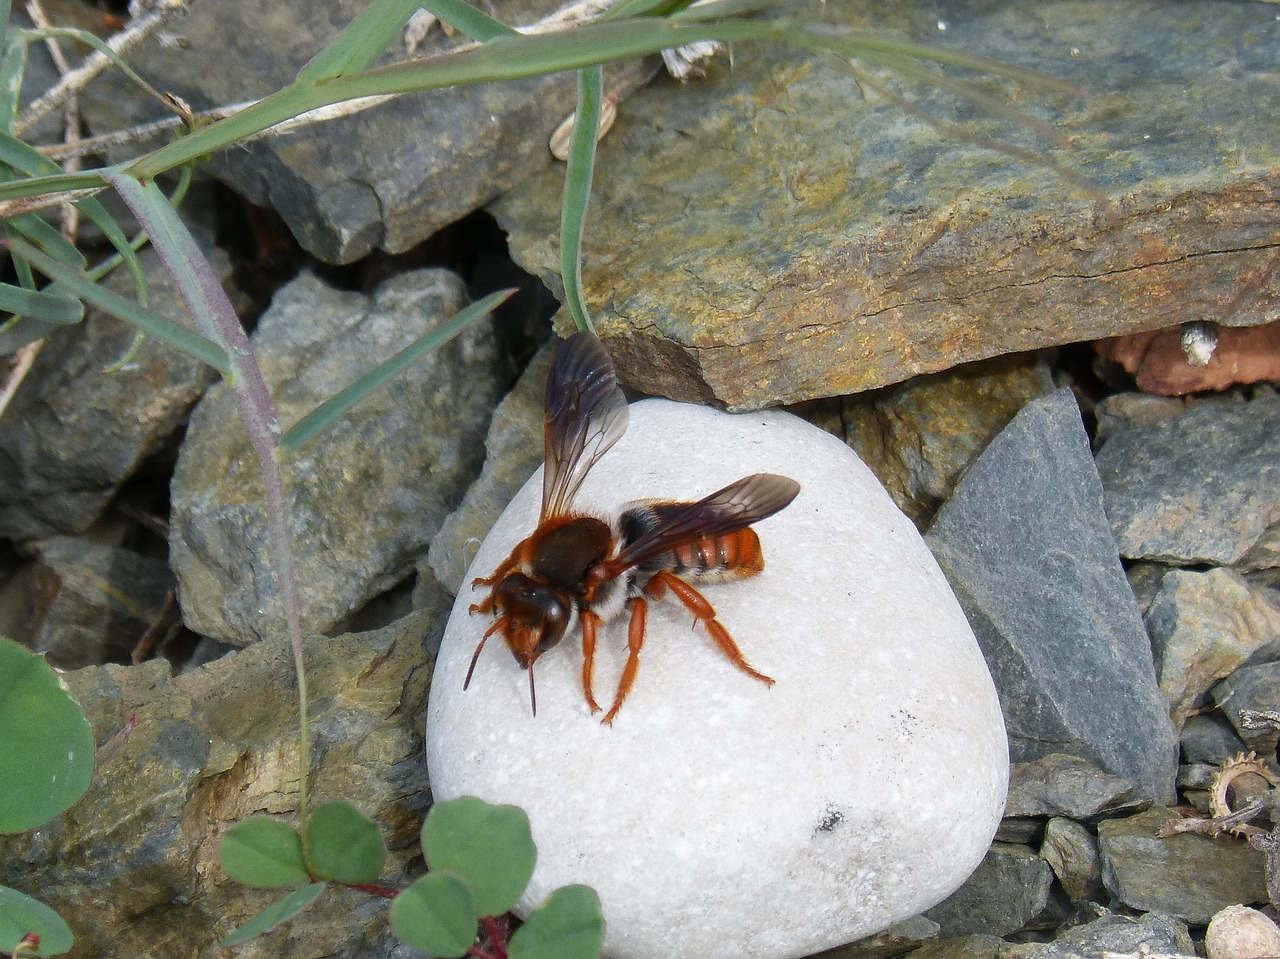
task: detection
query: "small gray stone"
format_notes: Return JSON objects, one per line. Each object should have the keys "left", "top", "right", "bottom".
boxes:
{"left": 1146, "top": 567, "right": 1280, "bottom": 730}
{"left": 170, "top": 268, "right": 504, "bottom": 644}
{"left": 1097, "top": 806, "right": 1268, "bottom": 923}
{"left": 1180, "top": 714, "right": 1249, "bottom": 767}
{"left": 924, "top": 843, "right": 1054, "bottom": 938}
{"left": 1096, "top": 395, "right": 1280, "bottom": 566}
{"left": 427, "top": 341, "right": 553, "bottom": 594}
{"left": 808, "top": 916, "right": 940, "bottom": 959}
{"left": 900, "top": 935, "right": 1015, "bottom": 959}
{"left": 1041, "top": 817, "right": 1105, "bottom": 906}
{"left": 926, "top": 390, "right": 1178, "bottom": 803}
{"left": 428, "top": 399, "right": 1009, "bottom": 959}
{"left": 1027, "top": 911, "right": 1194, "bottom": 959}
{"left": 1004, "top": 754, "right": 1139, "bottom": 821}
{"left": 1213, "top": 662, "right": 1280, "bottom": 756}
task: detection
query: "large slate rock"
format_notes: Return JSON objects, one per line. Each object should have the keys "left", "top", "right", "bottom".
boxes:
{"left": 926, "top": 390, "right": 1178, "bottom": 803}
{"left": 493, "top": 0, "right": 1280, "bottom": 409}
{"left": 170, "top": 267, "right": 504, "bottom": 644}
{"left": 79, "top": 0, "right": 655, "bottom": 263}
{"left": 1096, "top": 394, "right": 1280, "bottom": 566}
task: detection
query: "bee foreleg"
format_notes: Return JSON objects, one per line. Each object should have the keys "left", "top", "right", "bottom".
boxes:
{"left": 603, "top": 598, "right": 648, "bottom": 725}
{"left": 646, "top": 569, "right": 774, "bottom": 687}
{"left": 581, "top": 609, "right": 604, "bottom": 714}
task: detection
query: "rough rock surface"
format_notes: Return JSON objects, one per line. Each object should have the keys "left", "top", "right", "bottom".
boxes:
{"left": 0, "top": 609, "right": 442, "bottom": 959}
{"left": 1096, "top": 394, "right": 1280, "bottom": 567}
{"left": 427, "top": 399, "right": 1009, "bottom": 959}
{"left": 169, "top": 267, "right": 504, "bottom": 644}
{"left": 0, "top": 240, "right": 224, "bottom": 540}
{"left": 492, "top": 0, "right": 1280, "bottom": 409}
{"left": 926, "top": 390, "right": 1178, "bottom": 802}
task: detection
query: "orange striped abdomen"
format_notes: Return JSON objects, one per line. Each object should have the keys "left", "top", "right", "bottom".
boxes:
{"left": 620, "top": 501, "right": 767, "bottom": 584}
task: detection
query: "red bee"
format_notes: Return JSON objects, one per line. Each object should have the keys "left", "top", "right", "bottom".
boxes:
{"left": 466, "top": 331, "right": 800, "bottom": 723}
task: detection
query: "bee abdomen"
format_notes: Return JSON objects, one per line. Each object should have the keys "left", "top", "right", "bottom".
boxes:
{"left": 669, "top": 529, "right": 765, "bottom": 582}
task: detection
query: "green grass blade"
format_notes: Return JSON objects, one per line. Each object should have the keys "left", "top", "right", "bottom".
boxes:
{"left": 604, "top": 0, "right": 696, "bottom": 19}
{"left": 0, "top": 281, "right": 82, "bottom": 324}
{"left": 28, "top": 27, "right": 170, "bottom": 104}
{"left": 282, "top": 287, "right": 514, "bottom": 453}
{"left": 297, "top": 0, "right": 429, "bottom": 82}
{"left": 560, "top": 66, "right": 602, "bottom": 334}
{"left": 0, "top": 36, "right": 27, "bottom": 131}
{"left": 8, "top": 236, "right": 232, "bottom": 375}
{"left": 0, "top": 317, "right": 58, "bottom": 354}
{"left": 414, "top": 0, "right": 517, "bottom": 41}
{"left": 221, "top": 883, "right": 328, "bottom": 947}
{"left": 10, "top": 213, "right": 88, "bottom": 268}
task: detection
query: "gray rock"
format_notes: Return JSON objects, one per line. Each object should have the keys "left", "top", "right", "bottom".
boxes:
{"left": 1096, "top": 395, "right": 1280, "bottom": 566}
{"left": 924, "top": 843, "right": 1055, "bottom": 938}
{"left": 0, "top": 608, "right": 442, "bottom": 959}
{"left": 1041, "top": 817, "right": 1105, "bottom": 906}
{"left": 80, "top": 0, "right": 655, "bottom": 263}
{"left": 170, "top": 268, "right": 504, "bottom": 644}
{"left": 1027, "top": 911, "right": 1194, "bottom": 959}
{"left": 426, "top": 340, "right": 553, "bottom": 594}
{"left": 1146, "top": 567, "right": 1280, "bottom": 730}
{"left": 493, "top": 0, "right": 1280, "bottom": 409}
{"left": 1213, "top": 662, "right": 1280, "bottom": 756}
{"left": 926, "top": 390, "right": 1178, "bottom": 803}
{"left": 0, "top": 242, "right": 223, "bottom": 540}
{"left": 841, "top": 355, "right": 1055, "bottom": 528}
{"left": 1180, "top": 713, "right": 1249, "bottom": 767}
{"left": 1097, "top": 806, "right": 1268, "bottom": 923}
{"left": 896, "top": 935, "right": 1019, "bottom": 959}
{"left": 27, "top": 537, "right": 174, "bottom": 669}
{"left": 1004, "top": 754, "right": 1139, "bottom": 821}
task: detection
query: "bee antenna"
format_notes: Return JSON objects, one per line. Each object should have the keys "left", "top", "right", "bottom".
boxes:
{"left": 464, "top": 634, "right": 490, "bottom": 690}
{"left": 528, "top": 661, "right": 538, "bottom": 717}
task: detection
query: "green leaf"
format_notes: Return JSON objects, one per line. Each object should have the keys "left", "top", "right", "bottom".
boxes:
{"left": 282, "top": 288, "right": 514, "bottom": 453}
{"left": 0, "top": 36, "right": 28, "bottom": 132}
{"left": 561, "top": 65, "right": 603, "bottom": 334}
{"left": 508, "top": 885, "right": 605, "bottom": 959}
{"left": 0, "top": 884, "right": 74, "bottom": 956}
{"left": 0, "top": 316, "right": 59, "bottom": 355}
{"left": 9, "top": 213, "right": 88, "bottom": 269}
{"left": 415, "top": 0, "right": 518, "bottom": 42}
{"left": 0, "top": 282, "right": 82, "bottom": 325}
{"left": 297, "top": 0, "right": 430, "bottom": 82}
{"left": 219, "top": 818, "right": 311, "bottom": 888}
{"left": 7, "top": 236, "right": 232, "bottom": 376}
{"left": 220, "top": 883, "right": 327, "bottom": 947}
{"left": 421, "top": 797, "right": 536, "bottom": 918}
{"left": 0, "top": 639, "right": 94, "bottom": 834}
{"left": 303, "top": 801, "right": 387, "bottom": 885}
{"left": 390, "top": 872, "right": 478, "bottom": 958}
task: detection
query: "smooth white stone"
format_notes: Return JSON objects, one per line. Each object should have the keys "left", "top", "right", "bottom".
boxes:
{"left": 426, "top": 399, "right": 1008, "bottom": 959}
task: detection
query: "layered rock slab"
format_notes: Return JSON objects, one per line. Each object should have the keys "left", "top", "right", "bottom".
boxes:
{"left": 492, "top": 0, "right": 1280, "bottom": 409}
{"left": 427, "top": 399, "right": 1008, "bottom": 959}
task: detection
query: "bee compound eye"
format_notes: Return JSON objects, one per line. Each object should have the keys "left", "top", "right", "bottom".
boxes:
{"left": 536, "top": 597, "right": 571, "bottom": 652}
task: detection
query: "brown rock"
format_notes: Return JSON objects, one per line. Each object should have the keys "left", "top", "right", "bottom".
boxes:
{"left": 1096, "top": 320, "right": 1280, "bottom": 395}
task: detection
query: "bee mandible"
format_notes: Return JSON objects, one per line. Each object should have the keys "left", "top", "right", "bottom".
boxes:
{"left": 466, "top": 331, "right": 800, "bottom": 724}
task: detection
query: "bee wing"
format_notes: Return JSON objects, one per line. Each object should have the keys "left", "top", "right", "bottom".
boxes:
{"left": 606, "top": 473, "right": 800, "bottom": 575}
{"left": 542, "top": 331, "right": 630, "bottom": 519}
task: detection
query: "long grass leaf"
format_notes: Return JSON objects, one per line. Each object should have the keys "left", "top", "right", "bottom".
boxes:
{"left": 414, "top": 0, "right": 518, "bottom": 41}
{"left": 8, "top": 235, "right": 232, "bottom": 374}
{"left": 0, "top": 281, "right": 82, "bottom": 323}
{"left": 28, "top": 26, "right": 169, "bottom": 105}
{"left": 0, "top": 316, "right": 57, "bottom": 354}
{"left": 9, "top": 212, "right": 88, "bottom": 268}
{"left": 298, "top": 0, "right": 431, "bottom": 82}
{"left": 0, "top": 36, "right": 27, "bottom": 130}
{"left": 282, "top": 287, "right": 515, "bottom": 453}
{"left": 103, "top": 169, "right": 312, "bottom": 821}
{"left": 560, "top": 66, "right": 602, "bottom": 334}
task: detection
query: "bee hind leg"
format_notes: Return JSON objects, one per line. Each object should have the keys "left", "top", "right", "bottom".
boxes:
{"left": 602, "top": 598, "right": 648, "bottom": 725}
{"left": 647, "top": 569, "right": 774, "bottom": 687}
{"left": 581, "top": 610, "right": 604, "bottom": 714}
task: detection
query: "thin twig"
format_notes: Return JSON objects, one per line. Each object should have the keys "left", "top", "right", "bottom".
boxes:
{"left": 0, "top": 341, "right": 44, "bottom": 419}
{"left": 27, "top": 0, "right": 83, "bottom": 240}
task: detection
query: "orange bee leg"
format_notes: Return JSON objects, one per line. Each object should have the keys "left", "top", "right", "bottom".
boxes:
{"left": 647, "top": 569, "right": 775, "bottom": 686}
{"left": 580, "top": 610, "right": 604, "bottom": 714}
{"left": 602, "top": 598, "right": 648, "bottom": 726}
{"left": 464, "top": 617, "right": 506, "bottom": 689}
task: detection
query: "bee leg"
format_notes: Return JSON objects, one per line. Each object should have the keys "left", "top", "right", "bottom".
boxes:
{"left": 647, "top": 569, "right": 775, "bottom": 686}
{"left": 581, "top": 610, "right": 604, "bottom": 714}
{"left": 603, "top": 598, "right": 648, "bottom": 725}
